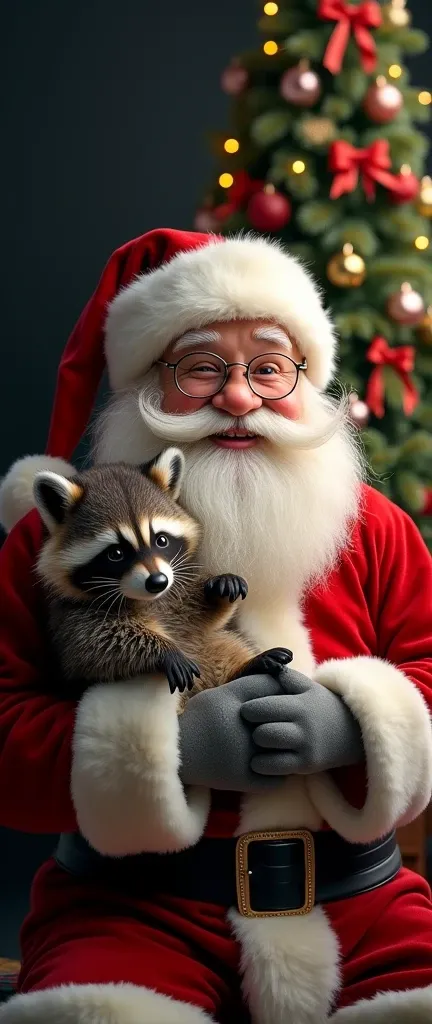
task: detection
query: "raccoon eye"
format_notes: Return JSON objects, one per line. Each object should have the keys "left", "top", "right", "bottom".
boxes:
{"left": 106, "top": 545, "right": 125, "bottom": 562}
{"left": 155, "top": 534, "right": 169, "bottom": 548}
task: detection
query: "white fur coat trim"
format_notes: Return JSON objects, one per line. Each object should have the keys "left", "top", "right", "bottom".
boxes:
{"left": 0, "top": 454, "right": 75, "bottom": 532}
{"left": 307, "top": 656, "right": 432, "bottom": 843}
{"left": 330, "top": 984, "right": 432, "bottom": 1023}
{"left": 105, "top": 234, "right": 337, "bottom": 392}
{"left": 71, "top": 679, "right": 210, "bottom": 856}
{"left": 0, "top": 983, "right": 215, "bottom": 1023}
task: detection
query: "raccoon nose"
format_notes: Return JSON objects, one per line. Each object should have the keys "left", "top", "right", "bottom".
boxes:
{"left": 145, "top": 572, "right": 169, "bottom": 594}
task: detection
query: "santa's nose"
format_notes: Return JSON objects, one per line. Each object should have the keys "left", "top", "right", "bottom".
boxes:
{"left": 145, "top": 572, "right": 169, "bottom": 594}
{"left": 211, "top": 369, "right": 262, "bottom": 416}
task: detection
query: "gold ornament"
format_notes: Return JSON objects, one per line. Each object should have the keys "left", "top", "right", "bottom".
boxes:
{"left": 327, "top": 244, "right": 366, "bottom": 288}
{"left": 301, "top": 116, "right": 336, "bottom": 146}
{"left": 382, "top": 0, "right": 411, "bottom": 29}
{"left": 417, "top": 176, "right": 432, "bottom": 218}
{"left": 416, "top": 306, "right": 432, "bottom": 345}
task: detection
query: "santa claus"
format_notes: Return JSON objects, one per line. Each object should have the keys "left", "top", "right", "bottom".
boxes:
{"left": 0, "top": 228, "right": 431, "bottom": 1024}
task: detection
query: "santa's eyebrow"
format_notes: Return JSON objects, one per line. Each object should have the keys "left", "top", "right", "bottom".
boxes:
{"left": 172, "top": 329, "right": 222, "bottom": 353}
{"left": 252, "top": 326, "right": 293, "bottom": 350}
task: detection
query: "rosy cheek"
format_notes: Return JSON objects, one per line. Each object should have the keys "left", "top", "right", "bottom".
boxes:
{"left": 267, "top": 392, "right": 302, "bottom": 420}
{"left": 161, "top": 387, "right": 209, "bottom": 415}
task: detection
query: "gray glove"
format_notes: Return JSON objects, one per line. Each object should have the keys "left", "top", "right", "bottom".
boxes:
{"left": 241, "top": 667, "right": 364, "bottom": 775}
{"left": 179, "top": 674, "right": 286, "bottom": 792}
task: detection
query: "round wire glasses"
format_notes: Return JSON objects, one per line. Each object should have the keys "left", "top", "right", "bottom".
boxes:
{"left": 158, "top": 351, "right": 308, "bottom": 401}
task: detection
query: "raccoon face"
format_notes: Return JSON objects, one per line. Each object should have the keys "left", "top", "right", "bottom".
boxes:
{"left": 34, "top": 448, "right": 201, "bottom": 605}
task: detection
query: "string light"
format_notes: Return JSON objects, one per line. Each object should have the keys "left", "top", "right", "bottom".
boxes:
{"left": 292, "top": 159, "right": 306, "bottom": 174}
{"left": 418, "top": 91, "right": 432, "bottom": 105}
{"left": 388, "top": 64, "right": 402, "bottom": 79}
{"left": 219, "top": 173, "right": 234, "bottom": 188}
{"left": 224, "top": 138, "right": 239, "bottom": 153}
{"left": 264, "top": 2, "right": 279, "bottom": 12}
{"left": 263, "top": 40, "right": 278, "bottom": 55}
{"left": 414, "top": 235, "right": 429, "bottom": 250}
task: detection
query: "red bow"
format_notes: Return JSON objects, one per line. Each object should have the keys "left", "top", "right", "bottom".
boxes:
{"left": 329, "top": 140, "right": 401, "bottom": 200}
{"left": 366, "top": 336, "right": 419, "bottom": 418}
{"left": 214, "top": 171, "right": 265, "bottom": 221}
{"left": 318, "top": 0, "right": 382, "bottom": 75}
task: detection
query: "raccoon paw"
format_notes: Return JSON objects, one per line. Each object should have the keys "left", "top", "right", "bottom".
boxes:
{"left": 242, "top": 647, "right": 293, "bottom": 679}
{"left": 163, "top": 651, "right": 201, "bottom": 695}
{"left": 204, "top": 574, "right": 248, "bottom": 605}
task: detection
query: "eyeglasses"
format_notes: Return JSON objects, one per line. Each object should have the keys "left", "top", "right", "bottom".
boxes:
{"left": 157, "top": 351, "right": 308, "bottom": 401}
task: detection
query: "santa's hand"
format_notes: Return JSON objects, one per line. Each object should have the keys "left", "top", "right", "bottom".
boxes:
{"left": 178, "top": 674, "right": 286, "bottom": 792}
{"left": 241, "top": 667, "right": 364, "bottom": 776}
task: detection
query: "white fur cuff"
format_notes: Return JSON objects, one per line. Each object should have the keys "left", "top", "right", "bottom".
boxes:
{"left": 71, "top": 679, "right": 210, "bottom": 855}
{"left": 307, "top": 656, "right": 432, "bottom": 843}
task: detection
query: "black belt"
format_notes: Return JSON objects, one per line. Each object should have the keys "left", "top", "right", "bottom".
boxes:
{"left": 55, "top": 828, "right": 401, "bottom": 918}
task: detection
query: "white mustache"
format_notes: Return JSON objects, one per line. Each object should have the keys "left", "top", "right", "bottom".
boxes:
{"left": 138, "top": 383, "right": 349, "bottom": 451}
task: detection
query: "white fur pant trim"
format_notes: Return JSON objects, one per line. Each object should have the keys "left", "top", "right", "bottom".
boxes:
{"left": 0, "top": 983, "right": 215, "bottom": 1024}
{"left": 330, "top": 985, "right": 432, "bottom": 1023}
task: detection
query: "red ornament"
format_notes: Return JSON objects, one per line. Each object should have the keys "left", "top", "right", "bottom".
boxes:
{"left": 280, "top": 62, "right": 321, "bottom": 107}
{"left": 422, "top": 488, "right": 432, "bottom": 515}
{"left": 363, "top": 77, "right": 403, "bottom": 123}
{"left": 247, "top": 188, "right": 292, "bottom": 231}
{"left": 390, "top": 166, "right": 420, "bottom": 205}
{"left": 387, "top": 283, "right": 425, "bottom": 325}
{"left": 221, "top": 62, "right": 248, "bottom": 95}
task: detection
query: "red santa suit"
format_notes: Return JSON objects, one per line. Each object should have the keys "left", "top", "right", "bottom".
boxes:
{"left": 0, "top": 228, "right": 432, "bottom": 1024}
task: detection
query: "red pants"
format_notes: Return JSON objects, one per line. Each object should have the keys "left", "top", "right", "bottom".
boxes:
{"left": 18, "top": 859, "right": 432, "bottom": 1022}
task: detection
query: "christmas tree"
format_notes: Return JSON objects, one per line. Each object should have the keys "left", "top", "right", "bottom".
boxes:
{"left": 196, "top": 0, "right": 432, "bottom": 549}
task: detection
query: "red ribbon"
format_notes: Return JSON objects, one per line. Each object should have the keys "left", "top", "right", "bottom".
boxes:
{"left": 318, "top": 0, "right": 382, "bottom": 75}
{"left": 366, "top": 336, "right": 419, "bottom": 418}
{"left": 329, "top": 140, "right": 402, "bottom": 200}
{"left": 214, "top": 171, "right": 265, "bottom": 221}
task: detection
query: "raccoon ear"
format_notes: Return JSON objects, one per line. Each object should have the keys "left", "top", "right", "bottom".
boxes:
{"left": 33, "top": 471, "right": 84, "bottom": 532}
{"left": 141, "top": 447, "right": 185, "bottom": 500}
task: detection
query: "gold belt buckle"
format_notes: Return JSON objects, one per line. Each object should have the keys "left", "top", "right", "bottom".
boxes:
{"left": 235, "top": 829, "right": 315, "bottom": 918}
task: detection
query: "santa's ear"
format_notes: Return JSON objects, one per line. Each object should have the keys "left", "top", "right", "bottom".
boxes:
{"left": 33, "top": 471, "right": 84, "bottom": 532}
{"left": 141, "top": 447, "right": 185, "bottom": 500}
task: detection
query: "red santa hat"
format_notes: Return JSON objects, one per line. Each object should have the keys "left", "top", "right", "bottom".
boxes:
{"left": 0, "top": 227, "right": 337, "bottom": 531}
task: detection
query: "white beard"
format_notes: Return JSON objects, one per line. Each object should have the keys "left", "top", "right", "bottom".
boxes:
{"left": 93, "top": 374, "right": 364, "bottom": 644}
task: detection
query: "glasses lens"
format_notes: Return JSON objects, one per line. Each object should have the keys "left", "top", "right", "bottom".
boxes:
{"left": 248, "top": 353, "right": 298, "bottom": 399}
{"left": 175, "top": 352, "right": 226, "bottom": 397}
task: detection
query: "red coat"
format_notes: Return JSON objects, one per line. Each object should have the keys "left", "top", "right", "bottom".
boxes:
{"left": 1, "top": 485, "right": 432, "bottom": 1022}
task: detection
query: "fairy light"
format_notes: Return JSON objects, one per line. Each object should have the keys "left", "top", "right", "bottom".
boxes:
{"left": 292, "top": 159, "right": 306, "bottom": 174}
{"left": 224, "top": 138, "right": 239, "bottom": 153}
{"left": 263, "top": 40, "right": 278, "bottom": 55}
{"left": 219, "top": 173, "right": 234, "bottom": 188}
{"left": 388, "top": 64, "right": 402, "bottom": 79}
{"left": 414, "top": 235, "right": 429, "bottom": 250}
{"left": 418, "top": 91, "right": 432, "bottom": 106}
{"left": 264, "top": 2, "right": 279, "bottom": 13}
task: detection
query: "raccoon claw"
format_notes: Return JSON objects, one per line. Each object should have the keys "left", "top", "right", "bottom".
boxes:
{"left": 242, "top": 647, "right": 293, "bottom": 680}
{"left": 204, "top": 574, "right": 248, "bottom": 605}
{"left": 163, "top": 652, "right": 201, "bottom": 695}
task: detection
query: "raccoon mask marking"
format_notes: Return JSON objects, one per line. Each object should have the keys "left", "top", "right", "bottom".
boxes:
{"left": 34, "top": 449, "right": 200, "bottom": 607}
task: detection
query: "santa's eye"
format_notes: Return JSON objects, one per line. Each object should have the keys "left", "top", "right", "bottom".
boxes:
{"left": 106, "top": 545, "right": 125, "bottom": 562}
{"left": 155, "top": 534, "right": 169, "bottom": 548}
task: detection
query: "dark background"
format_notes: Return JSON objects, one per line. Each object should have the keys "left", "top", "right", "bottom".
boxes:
{"left": 1, "top": 0, "right": 432, "bottom": 961}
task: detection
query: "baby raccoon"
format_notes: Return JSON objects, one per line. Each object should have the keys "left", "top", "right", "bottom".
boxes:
{"left": 33, "top": 448, "right": 292, "bottom": 703}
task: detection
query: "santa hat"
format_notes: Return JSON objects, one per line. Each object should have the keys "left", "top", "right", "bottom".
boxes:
{"left": 0, "top": 227, "right": 337, "bottom": 531}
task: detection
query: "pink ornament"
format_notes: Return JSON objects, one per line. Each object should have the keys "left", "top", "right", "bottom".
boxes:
{"left": 280, "top": 63, "right": 321, "bottom": 107}
{"left": 247, "top": 189, "right": 292, "bottom": 231}
{"left": 194, "top": 209, "right": 218, "bottom": 232}
{"left": 363, "top": 78, "right": 403, "bottom": 123}
{"left": 221, "top": 63, "right": 248, "bottom": 95}
{"left": 387, "top": 283, "right": 425, "bottom": 325}
{"left": 349, "top": 399, "right": 370, "bottom": 428}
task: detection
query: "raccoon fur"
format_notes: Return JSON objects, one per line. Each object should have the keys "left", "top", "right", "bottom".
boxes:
{"left": 33, "top": 447, "right": 292, "bottom": 706}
